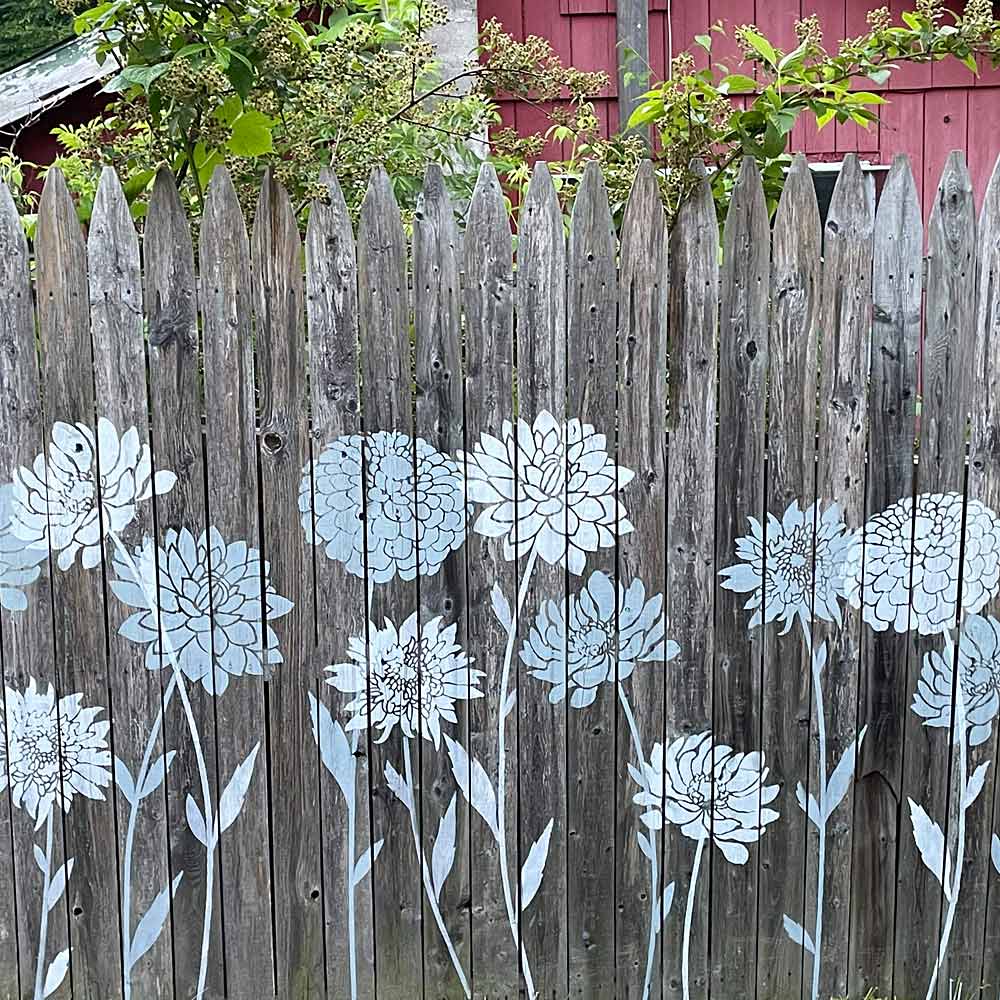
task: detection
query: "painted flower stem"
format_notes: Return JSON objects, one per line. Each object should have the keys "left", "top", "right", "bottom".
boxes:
{"left": 682, "top": 834, "right": 706, "bottom": 1000}
{"left": 402, "top": 737, "right": 471, "bottom": 997}
{"left": 809, "top": 639, "right": 827, "bottom": 1000}
{"left": 347, "top": 728, "right": 361, "bottom": 1000}
{"left": 618, "top": 683, "right": 658, "bottom": 1000}
{"left": 33, "top": 810, "right": 54, "bottom": 1000}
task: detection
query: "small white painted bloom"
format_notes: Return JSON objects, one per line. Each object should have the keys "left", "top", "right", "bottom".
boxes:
{"left": 111, "top": 527, "right": 293, "bottom": 695}
{"left": 10, "top": 418, "right": 175, "bottom": 571}
{"left": 0, "top": 484, "right": 47, "bottom": 611}
{"left": 632, "top": 732, "right": 779, "bottom": 865}
{"left": 718, "top": 499, "right": 851, "bottom": 637}
{"left": 845, "top": 492, "right": 1000, "bottom": 635}
{"left": 520, "top": 570, "right": 679, "bottom": 708}
{"left": 461, "top": 410, "right": 633, "bottom": 575}
{"left": 2, "top": 679, "right": 111, "bottom": 828}
{"left": 327, "top": 613, "right": 482, "bottom": 748}
{"left": 300, "top": 431, "right": 467, "bottom": 585}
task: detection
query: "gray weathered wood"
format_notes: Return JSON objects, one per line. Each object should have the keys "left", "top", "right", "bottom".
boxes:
{"left": 615, "top": 159, "right": 668, "bottom": 1000}
{"left": 615, "top": 0, "right": 649, "bottom": 132}
{"left": 144, "top": 166, "right": 225, "bottom": 1000}
{"left": 200, "top": 165, "right": 274, "bottom": 995}
{"left": 253, "top": 170, "right": 325, "bottom": 997}
{"left": 565, "top": 160, "right": 617, "bottom": 998}
{"left": 893, "top": 150, "right": 976, "bottom": 1000}
{"left": 515, "top": 160, "right": 569, "bottom": 1000}
{"left": 304, "top": 168, "right": 377, "bottom": 999}
{"left": 357, "top": 166, "right": 424, "bottom": 1000}
{"left": 849, "top": 154, "right": 920, "bottom": 996}
{"left": 709, "top": 156, "right": 768, "bottom": 1000}
{"left": 461, "top": 163, "right": 520, "bottom": 999}
{"left": 0, "top": 178, "right": 66, "bottom": 1000}
{"left": 662, "top": 160, "right": 718, "bottom": 1000}
{"left": 35, "top": 167, "right": 122, "bottom": 1000}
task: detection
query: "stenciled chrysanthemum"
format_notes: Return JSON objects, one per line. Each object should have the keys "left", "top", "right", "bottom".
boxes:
{"left": 10, "top": 418, "right": 175, "bottom": 571}
{"left": 461, "top": 410, "right": 633, "bottom": 575}
{"left": 844, "top": 492, "right": 1000, "bottom": 635}
{"left": 111, "top": 527, "right": 293, "bottom": 694}
{"left": 520, "top": 569, "right": 679, "bottom": 708}
{"left": 632, "top": 732, "right": 779, "bottom": 864}
{"left": 912, "top": 615, "right": 1000, "bottom": 745}
{"left": 0, "top": 483, "right": 47, "bottom": 611}
{"left": 2, "top": 678, "right": 111, "bottom": 828}
{"left": 299, "top": 431, "right": 467, "bottom": 586}
{"left": 327, "top": 613, "right": 482, "bottom": 747}
{"left": 718, "top": 499, "right": 851, "bottom": 638}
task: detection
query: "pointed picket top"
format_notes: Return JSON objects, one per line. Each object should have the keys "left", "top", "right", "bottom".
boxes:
{"left": 775, "top": 153, "right": 821, "bottom": 249}
{"left": 569, "top": 159, "right": 614, "bottom": 262}
{"left": 875, "top": 154, "right": 920, "bottom": 234}
{"left": 415, "top": 161, "right": 457, "bottom": 265}
{"left": 252, "top": 169, "right": 300, "bottom": 277}
{"left": 307, "top": 167, "right": 355, "bottom": 268}
{"left": 621, "top": 158, "right": 665, "bottom": 251}
{"left": 827, "top": 153, "right": 875, "bottom": 239}
{"left": 0, "top": 179, "right": 32, "bottom": 337}
{"left": 359, "top": 165, "right": 405, "bottom": 254}
{"left": 0, "top": 178, "right": 28, "bottom": 259}
{"left": 36, "top": 166, "right": 86, "bottom": 280}
{"left": 517, "top": 158, "right": 565, "bottom": 345}
{"left": 522, "top": 158, "right": 563, "bottom": 238}
{"left": 203, "top": 164, "right": 251, "bottom": 264}
{"left": 89, "top": 167, "right": 140, "bottom": 323}
{"left": 723, "top": 156, "right": 767, "bottom": 259}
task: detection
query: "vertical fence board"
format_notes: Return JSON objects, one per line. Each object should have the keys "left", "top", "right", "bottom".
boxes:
{"left": 849, "top": 154, "right": 921, "bottom": 996}
{"left": 615, "top": 160, "right": 668, "bottom": 1000}
{"left": 413, "top": 164, "right": 472, "bottom": 999}
{"left": 357, "top": 167, "right": 424, "bottom": 1000}
{"left": 304, "top": 168, "right": 377, "bottom": 1000}
{"left": 0, "top": 180, "right": 64, "bottom": 1000}
{"left": 893, "top": 151, "right": 975, "bottom": 1000}
{"left": 253, "top": 171, "right": 324, "bottom": 997}
{"left": 145, "top": 167, "right": 225, "bottom": 1000}
{"left": 564, "top": 161, "right": 617, "bottom": 997}
{"left": 709, "top": 156, "right": 768, "bottom": 1000}
{"left": 662, "top": 160, "right": 718, "bottom": 1000}
{"left": 200, "top": 166, "right": 274, "bottom": 996}
{"left": 88, "top": 168, "right": 175, "bottom": 1000}
{"left": 515, "top": 160, "right": 569, "bottom": 1000}
{"left": 755, "top": 153, "right": 820, "bottom": 1000}
{"left": 35, "top": 167, "right": 122, "bottom": 1000}
{"left": 461, "top": 164, "right": 519, "bottom": 999}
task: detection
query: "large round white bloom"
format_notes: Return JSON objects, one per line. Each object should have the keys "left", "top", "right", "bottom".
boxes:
{"left": 10, "top": 418, "right": 175, "bottom": 571}
{"left": 844, "top": 492, "right": 1000, "bottom": 635}
{"left": 3, "top": 678, "right": 111, "bottom": 828}
{"left": 461, "top": 410, "right": 633, "bottom": 575}
{"left": 327, "top": 613, "right": 481, "bottom": 748}
{"left": 300, "top": 431, "right": 467, "bottom": 585}
{"left": 111, "top": 527, "right": 293, "bottom": 695}
{"left": 0, "top": 484, "right": 47, "bottom": 611}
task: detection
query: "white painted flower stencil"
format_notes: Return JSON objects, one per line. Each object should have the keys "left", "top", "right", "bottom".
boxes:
{"left": 0, "top": 483, "right": 47, "bottom": 611}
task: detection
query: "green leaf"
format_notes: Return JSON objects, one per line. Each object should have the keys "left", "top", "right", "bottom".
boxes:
{"left": 867, "top": 68, "right": 891, "bottom": 85}
{"left": 720, "top": 73, "right": 757, "bottom": 94}
{"left": 694, "top": 34, "right": 712, "bottom": 52}
{"left": 777, "top": 42, "right": 808, "bottom": 72}
{"left": 815, "top": 108, "right": 836, "bottom": 130}
{"left": 226, "top": 58, "right": 254, "bottom": 100}
{"left": 104, "top": 62, "right": 171, "bottom": 94}
{"left": 214, "top": 95, "right": 244, "bottom": 127}
{"left": 740, "top": 29, "right": 777, "bottom": 67}
{"left": 228, "top": 110, "right": 274, "bottom": 157}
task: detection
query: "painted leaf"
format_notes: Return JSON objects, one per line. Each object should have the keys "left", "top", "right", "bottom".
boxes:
{"left": 46, "top": 858, "right": 75, "bottom": 912}
{"left": 115, "top": 756, "right": 136, "bottom": 805}
{"left": 636, "top": 830, "right": 655, "bottom": 862}
{"left": 139, "top": 751, "right": 176, "bottom": 800}
{"left": 521, "top": 817, "right": 554, "bottom": 911}
{"left": 813, "top": 642, "right": 828, "bottom": 675}
{"left": 491, "top": 583, "right": 512, "bottom": 633}
{"left": 431, "top": 794, "right": 458, "bottom": 900}
{"left": 502, "top": 689, "right": 517, "bottom": 720}
{"left": 43, "top": 949, "right": 69, "bottom": 998}
{"left": 653, "top": 881, "right": 675, "bottom": 926}
{"left": 310, "top": 692, "right": 355, "bottom": 801}
{"left": 218, "top": 742, "right": 260, "bottom": 835}
{"left": 964, "top": 761, "right": 991, "bottom": 809}
{"left": 992, "top": 834, "right": 1000, "bottom": 876}
{"left": 782, "top": 914, "right": 815, "bottom": 955}
{"left": 352, "top": 838, "right": 384, "bottom": 887}
{"left": 33, "top": 843, "right": 47, "bottom": 875}
{"left": 444, "top": 733, "right": 498, "bottom": 838}
{"left": 825, "top": 725, "right": 867, "bottom": 818}
{"left": 795, "top": 782, "right": 822, "bottom": 828}
{"left": 186, "top": 794, "right": 210, "bottom": 847}
{"left": 128, "top": 873, "right": 183, "bottom": 970}
{"left": 384, "top": 761, "right": 413, "bottom": 812}
{"left": 909, "top": 798, "right": 949, "bottom": 895}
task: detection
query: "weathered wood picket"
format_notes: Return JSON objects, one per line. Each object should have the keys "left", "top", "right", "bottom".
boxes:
{"left": 3, "top": 149, "right": 1000, "bottom": 1000}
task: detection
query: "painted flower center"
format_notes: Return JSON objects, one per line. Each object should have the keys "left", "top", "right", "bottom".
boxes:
{"left": 574, "top": 620, "right": 615, "bottom": 662}
{"left": 18, "top": 711, "right": 60, "bottom": 783}
{"left": 772, "top": 527, "right": 813, "bottom": 589}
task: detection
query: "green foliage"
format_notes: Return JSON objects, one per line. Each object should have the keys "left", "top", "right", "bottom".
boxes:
{"left": 0, "top": 0, "right": 73, "bottom": 73}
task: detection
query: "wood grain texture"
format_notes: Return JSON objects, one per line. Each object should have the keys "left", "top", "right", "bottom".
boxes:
{"left": 253, "top": 171, "right": 325, "bottom": 998}
{"left": 461, "top": 164, "right": 520, "bottom": 1000}
{"left": 515, "top": 160, "right": 568, "bottom": 1000}
{"left": 200, "top": 165, "right": 274, "bottom": 997}
{"left": 709, "top": 156, "right": 768, "bottom": 1000}
{"left": 662, "top": 160, "right": 718, "bottom": 1000}
{"left": 615, "top": 0, "right": 649, "bottom": 131}
{"left": 35, "top": 167, "right": 121, "bottom": 1000}
{"left": 849, "top": 154, "right": 920, "bottom": 997}
{"left": 304, "top": 168, "right": 377, "bottom": 1000}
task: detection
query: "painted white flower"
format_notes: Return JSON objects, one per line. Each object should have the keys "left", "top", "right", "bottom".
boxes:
{"left": 845, "top": 492, "right": 1000, "bottom": 635}
{"left": 0, "top": 484, "right": 47, "bottom": 611}
{"left": 718, "top": 499, "right": 851, "bottom": 637}
{"left": 461, "top": 410, "right": 633, "bottom": 575}
{"left": 327, "top": 613, "right": 482, "bottom": 748}
{"left": 520, "top": 570, "right": 679, "bottom": 708}
{"left": 2, "top": 679, "right": 111, "bottom": 828}
{"left": 299, "top": 431, "right": 466, "bottom": 585}
{"left": 111, "top": 527, "right": 293, "bottom": 695}
{"left": 632, "top": 732, "right": 779, "bottom": 864}
{"left": 912, "top": 615, "right": 1000, "bottom": 746}
{"left": 10, "top": 418, "right": 176, "bottom": 571}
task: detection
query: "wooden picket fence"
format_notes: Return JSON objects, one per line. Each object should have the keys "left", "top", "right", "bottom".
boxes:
{"left": 0, "top": 148, "right": 999, "bottom": 1000}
